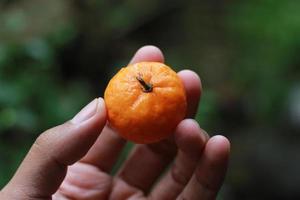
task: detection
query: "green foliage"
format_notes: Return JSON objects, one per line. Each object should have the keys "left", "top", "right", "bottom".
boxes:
{"left": 196, "top": 89, "right": 219, "bottom": 128}
{"left": 0, "top": 38, "right": 90, "bottom": 133}
{"left": 228, "top": 0, "right": 300, "bottom": 122}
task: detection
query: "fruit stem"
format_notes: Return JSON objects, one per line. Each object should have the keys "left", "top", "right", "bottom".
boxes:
{"left": 136, "top": 75, "right": 153, "bottom": 93}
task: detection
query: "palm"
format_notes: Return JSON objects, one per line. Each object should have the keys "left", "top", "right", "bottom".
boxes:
{"left": 54, "top": 127, "right": 177, "bottom": 199}
{"left": 56, "top": 161, "right": 149, "bottom": 199}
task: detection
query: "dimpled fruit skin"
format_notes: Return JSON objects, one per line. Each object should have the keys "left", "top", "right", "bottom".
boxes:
{"left": 104, "top": 62, "right": 187, "bottom": 144}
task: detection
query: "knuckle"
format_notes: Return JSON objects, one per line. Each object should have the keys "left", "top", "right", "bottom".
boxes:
{"left": 31, "top": 130, "right": 52, "bottom": 158}
{"left": 32, "top": 126, "right": 67, "bottom": 169}
{"left": 195, "top": 170, "right": 219, "bottom": 193}
{"left": 34, "top": 129, "right": 52, "bottom": 149}
{"left": 34, "top": 121, "right": 73, "bottom": 149}
{"left": 171, "top": 164, "right": 190, "bottom": 187}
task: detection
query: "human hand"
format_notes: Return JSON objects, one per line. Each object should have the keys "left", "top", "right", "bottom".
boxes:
{"left": 0, "top": 46, "right": 230, "bottom": 200}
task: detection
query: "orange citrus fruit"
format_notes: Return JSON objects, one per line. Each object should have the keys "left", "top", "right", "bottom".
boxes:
{"left": 104, "top": 62, "right": 187, "bottom": 144}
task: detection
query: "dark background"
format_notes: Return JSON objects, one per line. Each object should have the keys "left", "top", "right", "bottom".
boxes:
{"left": 1, "top": 0, "right": 300, "bottom": 199}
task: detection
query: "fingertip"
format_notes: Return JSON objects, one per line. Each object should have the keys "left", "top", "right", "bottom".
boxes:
{"left": 205, "top": 135, "right": 230, "bottom": 163}
{"left": 174, "top": 119, "right": 206, "bottom": 157}
{"left": 75, "top": 98, "right": 106, "bottom": 130}
{"left": 130, "top": 45, "right": 165, "bottom": 64}
{"left": 178, "top": 70, "right": 202, "bottom": 91}
{"left": 96, "top": 97, "right": 107, "bottom": 124}
{"left": 177, "top": 70, "right": 202, "bottom": 118}
{"left": 97, "top": 97, "right": 105, "bottom": 110}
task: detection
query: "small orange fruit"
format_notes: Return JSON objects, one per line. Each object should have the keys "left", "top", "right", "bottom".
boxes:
{"left": 104, "top": 62, "right": 187, "bottom": 144}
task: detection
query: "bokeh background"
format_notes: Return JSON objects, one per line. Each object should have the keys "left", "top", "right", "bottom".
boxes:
{"left": 1, "top": 0, "right": 300, "bottom": 199}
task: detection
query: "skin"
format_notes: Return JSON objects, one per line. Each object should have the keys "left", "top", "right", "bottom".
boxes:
{"left": 0, "top": 46, "right": 230, "bottom": 200}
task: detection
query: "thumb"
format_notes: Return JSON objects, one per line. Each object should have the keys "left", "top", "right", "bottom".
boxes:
{"left": 1, "top": 98, "right": 107, "bottom": 199}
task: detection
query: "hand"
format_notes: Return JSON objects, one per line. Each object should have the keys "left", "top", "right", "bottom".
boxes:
{"left": 0, "top": 46, "right": 230, "bottom": 200}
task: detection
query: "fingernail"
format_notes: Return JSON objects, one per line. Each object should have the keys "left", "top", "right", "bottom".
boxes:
{"left": 71, "top": 98, "right": 99, "bottom": 124}
{"left": 96, "top": 97, "right": 105, "bottom": 114}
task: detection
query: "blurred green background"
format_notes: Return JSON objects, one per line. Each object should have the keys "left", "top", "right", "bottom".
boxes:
{"left": 1, "top": 0, "right": 300, "bottom": 199}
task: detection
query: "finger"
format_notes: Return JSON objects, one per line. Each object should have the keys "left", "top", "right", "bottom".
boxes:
{"left": 149, "top": 119, "right": 207, "bottom": 199}
{"left": 2, "top": 98, "right": 107, "bottom": 199}
{"left": 116, "top": 70, "right": 202, "bottom": 192}
{"left": 80, "top": 45, "right": 165, "bottom": 172}
{"left": 80, "top": 125, "right": 126, "bottom": 172}
{"left": 129, "top": 45, "right": 164, "bottom": 64}
{"left": 117, "top": 138, "right": 177, "bottom": 193}
{"left": 177, "top": 70, "right": 202, "bottom": 118}
{"left": 178, "top": 136, "right": 230, "bottom": 200}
